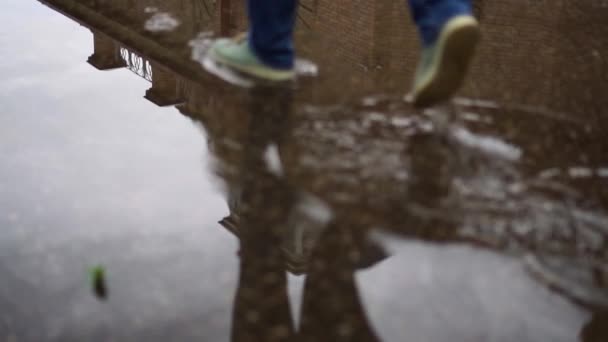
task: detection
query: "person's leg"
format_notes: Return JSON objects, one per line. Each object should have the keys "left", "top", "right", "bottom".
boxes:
{"left": 209, "top": 0, "right": 298, "bottom": 81}
{"left": 248, "top": 0, "right": 298, "bottom": 70}
{"left": 409, "top": 0, "right": 473, "bottom": 47}
{"left": 408, "top": 0, "right": 480, "bottom": 107}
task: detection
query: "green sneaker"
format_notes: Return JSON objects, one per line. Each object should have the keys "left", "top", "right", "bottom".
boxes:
{"left": 209, "top": 36, "right": 295, "bottom": 81}
{"left": 412, "top": 16, "right": 480, "bottom": 107}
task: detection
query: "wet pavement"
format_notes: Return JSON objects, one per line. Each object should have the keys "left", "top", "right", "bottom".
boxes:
{"left": 1, "top": 0, "right": 608, "bottom": 341}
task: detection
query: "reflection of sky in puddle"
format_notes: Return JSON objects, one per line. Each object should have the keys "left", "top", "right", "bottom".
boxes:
{"left": 358, "top": 238, "right": 588, "bottom": 342}
{"left": 1, "top": 2, "right": 237, "bottom": 339}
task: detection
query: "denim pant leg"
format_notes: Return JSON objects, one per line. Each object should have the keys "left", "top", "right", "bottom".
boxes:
{"left": 247, "top": 0, "right": 298, "bottom": 69}
{"left": 408, "top": 0, "right": 473, "bottom": 47}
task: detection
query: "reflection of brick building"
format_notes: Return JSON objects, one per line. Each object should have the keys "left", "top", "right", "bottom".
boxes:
{"left": 55, "top": 0, "right": 418, "bottom": 108}
{"left": 465, "top": 1, "right": 563, "bottom": 106}
{"left": 41, "top": 0, "right": 608, "bottom": 185}
{"left": 553, "top": 1, "right": 608, "bottom": 118}
{"left": 87, "top": 31, "right": 125, "bottom": 70}
{"left": 144, "top": 61, "right": 185, "bottom": 106}
{"left": 466, "top": 0, "right": 608, "bottom": 119}
{"left": 41, "top": 0, "right": 608, "bottom": 116}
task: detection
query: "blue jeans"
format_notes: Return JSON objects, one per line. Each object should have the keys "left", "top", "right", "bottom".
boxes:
{"left": 409, "top": 0, "right": 472, "bottom": 46}
{"left": 247, "top": 0, "right": 473, "bottom": 69}
{"left": 247, "top": 0, "right": 298, "bottom": 70}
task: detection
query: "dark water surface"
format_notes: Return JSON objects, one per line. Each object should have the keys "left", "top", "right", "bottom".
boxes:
{"left": 1, "top": 0, "right": 607, "bottom": 341}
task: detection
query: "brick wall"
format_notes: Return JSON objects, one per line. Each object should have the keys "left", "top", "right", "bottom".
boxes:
{"left": 463, "top": 0, "right": 564, "bottom": 106}
{"left": 552, "top": 0, "right": 608, "bottom": 119}
{"left": 76, "top": 0, "right": 607, "bottom": 116}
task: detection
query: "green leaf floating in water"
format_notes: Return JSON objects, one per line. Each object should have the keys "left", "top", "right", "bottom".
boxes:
{"left": 89, "top": 265, "right": 108, "bottom": 300}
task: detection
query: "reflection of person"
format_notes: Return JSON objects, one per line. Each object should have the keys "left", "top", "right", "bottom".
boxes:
{"left": 233, "top": 215, "right": 381, "bottom": 342}
{"left": 210, "top": 0, "right": 480, "bottom": 107}
{"left": 229, "top": 85, "right": 296, "bottom": 342}
{"left": 298, "top": 220, "right": 380, "bottom": 342}
{"left": 233, "top": 200, "right": 381, "bottom": 342}
{"left": 224, "top": 86, "right": 382, "bottom": 341}
{"left": 230, "top": 158, "right": 295, "bottom": 342}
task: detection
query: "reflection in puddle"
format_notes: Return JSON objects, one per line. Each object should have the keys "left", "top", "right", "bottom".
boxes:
{"left": 539, "top": 167, "right": 608, "bottom": 180}
{"left": 263, "top": 144, "right": 284, "bottom": 177}
{"left": 6, "top": 0, "right": 608, "bottom": 340}
{"left": 144, "top": 12, "right": 180, "bottom": 32}
{"left": 450, "top": 126, "right": 522, "bottom": 161}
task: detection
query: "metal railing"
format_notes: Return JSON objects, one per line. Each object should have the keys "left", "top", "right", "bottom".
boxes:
{"left": 119, "top": 47, "right": 153, "bottom": 82}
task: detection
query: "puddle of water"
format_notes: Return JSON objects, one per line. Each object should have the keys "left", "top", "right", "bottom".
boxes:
{"left": 7, "top": 0, "right": 608, "bottom": 340}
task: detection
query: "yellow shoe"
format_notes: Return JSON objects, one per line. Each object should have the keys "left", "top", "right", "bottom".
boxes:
{"left": 412, "top": 16, "right": 480, "bottom": 107}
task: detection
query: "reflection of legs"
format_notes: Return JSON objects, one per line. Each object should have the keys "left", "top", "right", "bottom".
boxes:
{"left": 408, "top": 0, "right": 480, "bottom": 107}
{"left": 299, "top": 222, "right": 380, "bottom": 342}
{"left": 230, "top": 86, "right": 296, "bottom": 342}
{"left": 231, "top": 232, "right": 295, "bottom": 342}
{"left": 230, "top": 148, "right": 295, "bottom": 341}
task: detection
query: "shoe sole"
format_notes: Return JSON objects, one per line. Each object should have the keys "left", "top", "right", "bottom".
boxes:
{"left": 413, "top": 16, "right": 480, "bottom": 108}
{"left": 209, "top": 47, "right": 295, "bottom": 82}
